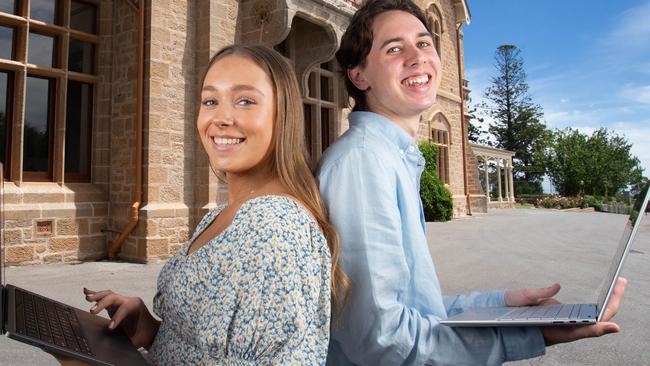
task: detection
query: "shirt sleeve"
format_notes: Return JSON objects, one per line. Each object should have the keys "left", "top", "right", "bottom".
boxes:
{"left": 219, "top": 201, "right": 331, "bottom": 365}
{"left": 318, "top": 148, "right": 545, "bottom": 365}
{"left": 443, "top": 290, "right": 507, "bottom": 316}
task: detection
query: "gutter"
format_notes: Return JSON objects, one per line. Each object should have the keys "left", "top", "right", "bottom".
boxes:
{"left": 456, "top": 23, "right": 472, "bottom": 215}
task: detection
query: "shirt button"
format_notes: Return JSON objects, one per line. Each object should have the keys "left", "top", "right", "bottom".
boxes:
{"left": 399, "top": 149, "right": 405, "bottom": 156}
{"left": 408, "top": 145, "right": 415, "bottom": 153}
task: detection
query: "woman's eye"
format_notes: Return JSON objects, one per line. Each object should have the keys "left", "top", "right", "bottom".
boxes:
{"left": 202, "top": 99, "right": 216, "bottom": 107}
{"left": 237, "top": 98, "right": 255, "bottom": 106}
{"left": 387, "top": 46, "right": 401, "bottom": 54}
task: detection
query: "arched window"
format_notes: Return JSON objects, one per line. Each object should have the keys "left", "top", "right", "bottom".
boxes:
{"left": 304, "top": 59, "right": 340, "bottom": 161}
{"left": 426, "top": 4, "right": 443, "bottom": 57}
{"left": 430, "top": 113, "right": 450, "bottom": 184}
{"left": 274, "top": 16, "right": 340, "bottom": 163}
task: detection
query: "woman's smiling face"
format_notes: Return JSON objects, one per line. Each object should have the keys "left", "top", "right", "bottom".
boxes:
{"left": 197, "top": 54, "right": 276, "bottom": 176}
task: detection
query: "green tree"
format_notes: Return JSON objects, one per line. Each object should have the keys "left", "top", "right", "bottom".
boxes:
{"left": 546, "top": 127, "right": 644, "bottom": 196}
{"left": 419, "top": 142, "right": 453, "bottom": 222}
{"left": 480, "top": 45, "right": 551, "bottom": 194}
{"left": 465, "top": 98, "right": 488, "bottom": 145}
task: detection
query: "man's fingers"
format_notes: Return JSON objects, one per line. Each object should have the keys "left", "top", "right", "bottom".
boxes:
{"left": 524, "top": 283, "right": 561, "bottom": 304}
{"left": 602, "top": 277, "right": 627, "bottom": 321}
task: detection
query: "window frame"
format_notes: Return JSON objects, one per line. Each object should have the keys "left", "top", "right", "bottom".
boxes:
{"left": 0, "top": 0, "right": 100, "bottom": 183}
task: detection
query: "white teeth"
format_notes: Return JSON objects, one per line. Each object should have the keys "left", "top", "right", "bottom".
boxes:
{"left": 212, "top": 137, "right": 243, "bottom": 145}
{"left": 404, "top": 75, "right": 429, "bottom": 86}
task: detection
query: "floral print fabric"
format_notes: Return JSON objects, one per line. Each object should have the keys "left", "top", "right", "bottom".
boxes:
{"left": 149, "top": 195, "right": 331, "bottom": 365}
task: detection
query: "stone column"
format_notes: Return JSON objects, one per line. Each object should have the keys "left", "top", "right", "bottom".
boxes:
{"left": 497, "top": 159, "right": 503, "bottom": 202}
{"left": 483, "top": 157, "right": 490, "bottom": 203}
{"left": 504, "top": 164, "right": 510, "bottom": 202}
{"left": 509, "top": 161, "right": 516, "bottom": 201}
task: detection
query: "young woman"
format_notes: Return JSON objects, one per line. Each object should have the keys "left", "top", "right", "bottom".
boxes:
{"left": 84, "top": 45, "right": 347, "bottom": 365}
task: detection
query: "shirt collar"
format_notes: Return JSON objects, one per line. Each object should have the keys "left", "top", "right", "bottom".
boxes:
{"left": 349, "top": 111, "right": 417, "bottom": 154}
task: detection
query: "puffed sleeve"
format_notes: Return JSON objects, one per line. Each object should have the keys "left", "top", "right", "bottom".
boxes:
{"left": 212, "top": 198, "right": 331, "bottom": 365}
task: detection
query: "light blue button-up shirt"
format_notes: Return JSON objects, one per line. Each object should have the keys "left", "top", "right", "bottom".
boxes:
{"left": 317, "top": 112, "right": 545, "bottom": 365}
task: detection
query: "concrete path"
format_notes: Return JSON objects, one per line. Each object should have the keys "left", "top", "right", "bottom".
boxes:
{"left": 1, "top": 208, "right": 648, "bottom": 365}
{"left": 428, "top": 208, "right": 650, "bottom": 366}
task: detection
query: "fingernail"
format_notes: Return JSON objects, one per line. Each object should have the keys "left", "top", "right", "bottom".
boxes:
{"left": 90, "top": 305, "right": 97, "bottom": 312}
{"left": 608, "top": 325, "right": 619, "bottom": 332}
{"left": 108, "top": 321, "right": 115, "bottom": 329}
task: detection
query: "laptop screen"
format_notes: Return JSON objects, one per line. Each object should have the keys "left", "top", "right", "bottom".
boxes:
{"left": 595, "top": 183, "right": 650, "bottom": 314}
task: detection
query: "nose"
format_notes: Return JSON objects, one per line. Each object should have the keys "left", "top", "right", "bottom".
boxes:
{"left": 405, "top": 46, "right": 428, "bottom": 67}
{"left": 211, "top": 106, "right": 234, "bottom": 127}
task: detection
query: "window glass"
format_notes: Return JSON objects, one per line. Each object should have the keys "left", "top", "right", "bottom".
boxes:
{"left": 320, "top": 75, "right": 333, "bottom": 102}
{"left": 65, "top": 81, "right": 92, "bottom": 179}
{"left": 30, "top": 0, "right": 59, "bottom": 24}
{"left": 0, "top": 26, "right": 14, "bottom": 60}
{"left": 0, "top": 0, "right": 16, "bottom": 14}
{"left": 321, "top": 107, "right": 331, "bottom": 150}
{"left": 69, "top": 38, "right": 94, "bottom": 73}
{"left": 28, "top": 32, "right": 56, "bottom": 68}
{"left": 24, "top": 76, "right": 52, "bottom": 173}
{"left": 70, "top": 1, "right": 97, "bottom": 34}
{"left": 1, "top": 72, "right": 9, "bottom": 167}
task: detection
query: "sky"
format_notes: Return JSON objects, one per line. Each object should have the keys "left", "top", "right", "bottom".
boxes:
{"left": 462, "top": 0, "right": 650, "bottom": 175}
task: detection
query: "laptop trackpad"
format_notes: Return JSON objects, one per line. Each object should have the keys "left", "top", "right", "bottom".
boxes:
{"left": 73, "top": 309, "right": 148, "bottom": 365}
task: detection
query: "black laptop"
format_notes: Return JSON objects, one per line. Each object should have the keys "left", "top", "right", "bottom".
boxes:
{"left": 1, "top": 163, "right": 148, "bottom": 365}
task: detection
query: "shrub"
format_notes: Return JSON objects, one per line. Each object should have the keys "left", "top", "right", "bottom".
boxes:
{"left": 419, "top": 142, "right": 453, "bottom": 222}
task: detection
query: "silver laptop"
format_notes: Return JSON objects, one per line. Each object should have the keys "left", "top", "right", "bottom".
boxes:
{"left": 441, "top": 183, "right": 649, "bottom": 327}
{"left": 1, "top": 163, "right": 148, "bottom": 365}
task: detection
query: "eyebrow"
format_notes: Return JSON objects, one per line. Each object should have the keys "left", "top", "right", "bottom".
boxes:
{"left": 201, "top": 84, "right": 265, "bottom": 96}
{"left": 379, "top": 32, "right": 433, "bottom": 49}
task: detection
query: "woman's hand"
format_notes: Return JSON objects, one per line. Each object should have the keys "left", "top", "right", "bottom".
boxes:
{"left": 84, "top": 288, "right": 160, "bottom": 349}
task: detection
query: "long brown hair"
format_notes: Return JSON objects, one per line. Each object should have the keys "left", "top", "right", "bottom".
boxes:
{"left": 202, "top": 45, "right": 349, "bottom": 316}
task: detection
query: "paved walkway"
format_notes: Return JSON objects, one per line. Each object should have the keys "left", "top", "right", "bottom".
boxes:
{"left": 2, "top": 208, "right": 649, "bottom": 365}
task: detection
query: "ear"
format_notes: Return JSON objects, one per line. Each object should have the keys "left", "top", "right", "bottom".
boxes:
{"left": 347, "top": 66, "right": 370, "bottom": 91}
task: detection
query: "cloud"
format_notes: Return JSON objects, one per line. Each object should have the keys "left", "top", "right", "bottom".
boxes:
{"left": 620, "top": 84, "right": 650, "bottom": 105}
{"left": 606, "top": 2, "right": 650, "bottom": 50}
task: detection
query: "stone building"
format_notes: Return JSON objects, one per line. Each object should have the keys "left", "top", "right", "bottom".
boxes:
{"left": 1, "top": 0, "right": 490, "bottom": 266}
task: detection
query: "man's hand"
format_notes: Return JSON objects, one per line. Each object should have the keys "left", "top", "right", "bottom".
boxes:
{"left": 84, "top": 288, "right": 160, "bottom": 349}
{"left": 505, "top": 283, "right": 561, "bottom": 307}
{"left": 541, "top": 277, "right": 627, "bottom": 346}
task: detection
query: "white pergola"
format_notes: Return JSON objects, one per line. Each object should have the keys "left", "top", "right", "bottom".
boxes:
{"left": 470, "top": 143, "right": 516, "bottom": 208}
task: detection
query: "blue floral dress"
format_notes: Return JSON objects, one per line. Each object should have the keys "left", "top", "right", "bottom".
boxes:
{"left": 149, "top": 195, "right": 331, "bottom": 365}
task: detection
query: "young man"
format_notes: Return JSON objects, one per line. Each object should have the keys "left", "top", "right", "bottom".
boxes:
{"left": 316, "top": 0, "right": 627, "bottom": 364}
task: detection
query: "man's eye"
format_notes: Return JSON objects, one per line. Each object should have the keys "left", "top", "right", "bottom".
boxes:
{"left": 203, "top": 99, "right": 216, "bottom": 107}
{"left": 387, "top": 46, "right": 401, "bottom": 54}
{"left": 417, "top": 41, "right": 431, "bottom": 48}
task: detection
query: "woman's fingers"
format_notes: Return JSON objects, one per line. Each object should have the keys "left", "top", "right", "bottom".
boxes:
{"left": 107, "top": 300, "right": 138, "bottom": 330}
{"left": 83, "top": 288, "right": 113, "bottom": 303}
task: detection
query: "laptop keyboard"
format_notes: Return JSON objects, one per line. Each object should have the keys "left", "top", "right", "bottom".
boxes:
{"left": 14, "top": 288, "right": 93, "bottom": 356}
{"left": 498, "top": 303, "right": 596, "bottom": 322}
